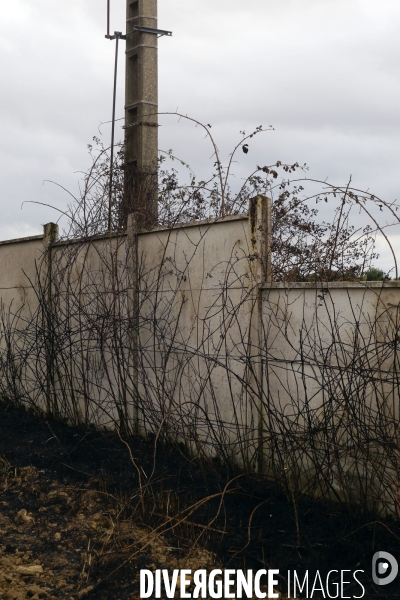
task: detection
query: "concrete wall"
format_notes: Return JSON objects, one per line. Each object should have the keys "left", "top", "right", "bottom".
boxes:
{"left": 0, "top": 234, "right": 44, "bottom": 314}
{"left": 261, "top": 281, "right": 400, "bottom": 509}
{"left": 135, "top": 213, "right": 261, "bottom": 465}
{"left": 262, "top": 280, "right": 400, "bottom": 414}
{"left": 0, "top": 209, "right": 266, "bottom": 465}
{"left": 0, "top": 205, "right": 400, "bottom": 510}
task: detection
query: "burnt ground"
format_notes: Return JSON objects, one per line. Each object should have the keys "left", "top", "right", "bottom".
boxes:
{"left": 0, "top": 400, "right": 399, "bottom": 599}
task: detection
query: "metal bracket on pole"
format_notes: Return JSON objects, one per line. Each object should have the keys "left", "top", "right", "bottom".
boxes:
{"left": 105, "top": 31, "right": 126, "bottom": 40}
{"left": 127, "top": 26, "right": 172, "bottom": 37}
{"left": 107, "top": 27, "right": 172, "bottom": 39}
{"left": 105, "top": 0, "right": 172, "bottom": 39}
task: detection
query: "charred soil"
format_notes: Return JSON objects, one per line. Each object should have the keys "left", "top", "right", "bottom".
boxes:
{"left": 0, "top": 400, "right": 399, "bottom": 599}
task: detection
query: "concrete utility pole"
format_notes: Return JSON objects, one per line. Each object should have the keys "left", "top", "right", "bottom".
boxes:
{"left": 106, "top": 0, "right": 170, "bottom": 229}
{"left": 124, "top": 0, "right": 160, "bottom": 226}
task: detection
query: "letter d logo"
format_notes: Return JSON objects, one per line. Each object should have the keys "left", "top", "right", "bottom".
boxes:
{"left": 372, "top": 552, "right": 398, "bottom": 585}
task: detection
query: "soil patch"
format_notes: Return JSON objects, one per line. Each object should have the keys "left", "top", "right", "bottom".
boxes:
{"left": 0, "top": 400, "right": 399, "bottom": 599}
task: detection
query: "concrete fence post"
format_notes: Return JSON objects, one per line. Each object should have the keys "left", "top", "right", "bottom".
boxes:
{"left": 127, "top": 212, "right": 140, "bottom": 434}
{"left": 42, "top": 223, "right": 59, "bottom": 416}
{"left": 248, "top": 196, "right": 272, "bottom": 473}
{"left": 248, "top": 195, "right": 272, "bottom": 283}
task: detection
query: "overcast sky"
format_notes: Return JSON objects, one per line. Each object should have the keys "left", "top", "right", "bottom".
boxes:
{"left": 1, "top": 0, "right": 400, "bottom": 268}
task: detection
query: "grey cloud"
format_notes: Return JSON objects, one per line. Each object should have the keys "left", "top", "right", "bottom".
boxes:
{"left": 0, "top": 0, "right": 399, "bottom": 248}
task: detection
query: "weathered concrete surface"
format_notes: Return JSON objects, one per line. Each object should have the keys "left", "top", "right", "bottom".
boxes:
{"left": 0, "top": 235, "right": 44, "bottom": 313}
{"left": 136, "top": 213, "right": 260, "bottom": 466}
{"left": 261, "top": 280, "right": 400, "bottom": 510}
{"left": 1, "top": 203, "right": 400, "bottom": 510}
{"left": 124, "top": 0, "right": 159, "bottom": 223}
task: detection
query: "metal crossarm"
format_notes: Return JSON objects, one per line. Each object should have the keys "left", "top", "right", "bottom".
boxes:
{"left": 128, "top": 25, "right": 172, "bottom": 37}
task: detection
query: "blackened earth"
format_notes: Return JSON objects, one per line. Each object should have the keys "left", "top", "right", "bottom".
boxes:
{"left": 0, "top": 400, "right": 399, "bottom": 599}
